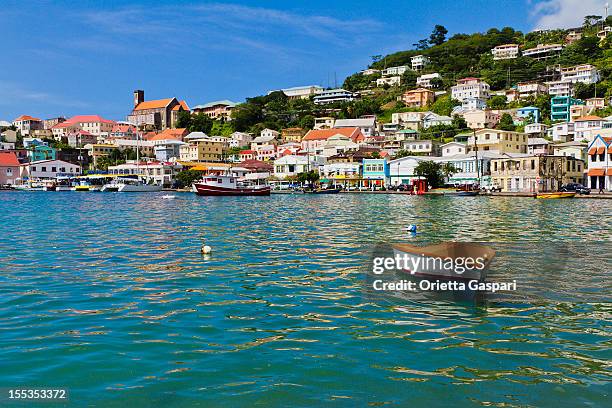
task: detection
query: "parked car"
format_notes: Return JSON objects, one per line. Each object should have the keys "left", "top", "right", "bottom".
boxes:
{"left": 482, "top": 184, "right": 501, "bottom": 192}
{"left": 560, "top": 183, "right": 590, "bottom": 195}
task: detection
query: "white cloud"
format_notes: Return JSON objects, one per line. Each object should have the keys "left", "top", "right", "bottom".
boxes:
{"left": 531, "top": 0, "right": 609, "bottom": 29}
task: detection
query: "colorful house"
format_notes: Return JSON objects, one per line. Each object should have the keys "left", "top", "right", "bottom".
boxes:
{"left": 0, "top": 152, "right": 20, "bottom": 185}
{"left": 587, "top": 135, "right": 612, "bottom": 191}
{"left": 362, "top": 158, "right": 390, "bottom": 188}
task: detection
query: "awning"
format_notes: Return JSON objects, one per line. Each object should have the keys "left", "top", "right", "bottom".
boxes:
{"left": 597, "top": 146, "right": 606, "bottom": 154}
{"left": 588, "top": 147, "right": 597, "bottom": 155}
{"left": 588, "top": 168, "right": 605, "bottom": 176}
{"left": 190, "top": 165, "right": 208, "bottom": 171}
{"left": 608, "top": 168, "right": 612, "bottom": 176}
{"left": 608, "top": 145, "right": 612, "bottom": 153}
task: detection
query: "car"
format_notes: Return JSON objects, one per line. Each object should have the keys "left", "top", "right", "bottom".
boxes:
{"left": 560, "top": 183, "right": 590, "bottom": 195}
{"left": 482, "top": 184, "right": 501, "bottom": 192}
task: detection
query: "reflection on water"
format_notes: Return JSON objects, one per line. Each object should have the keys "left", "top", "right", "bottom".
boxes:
{"left": 0, "top": 192, "right": 610, "bottom": 407}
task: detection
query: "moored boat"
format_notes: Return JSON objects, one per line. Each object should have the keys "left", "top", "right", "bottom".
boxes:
{"left": 535, "top": 192, "right": 576, "bottom": 199}
{"left": 391, "top": 242, "right": 496, "bottom": 281}
{"left": 193, "top": 175, "right": 270, "bottom": 196}
{"left": 303, "top": 187, "right": 341, "bottom": 194}
{"left": 101, "top": 177, "right": 162, "bottom": 192}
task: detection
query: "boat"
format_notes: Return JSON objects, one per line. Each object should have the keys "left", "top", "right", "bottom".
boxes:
{"left": 193, "top": 175, "right": 270, "bottom": 196}
{"left": 536, "top": 192, "right": 576, "bottom": 199}
{"left": 101, "top": 177, "right": 162, "bottom": 192}
{"left": 303, "top": 187, "right": 341, "bottom": 194}
{"left": 161, "top": 194, "right": 176, "bottom": 199}
{"left": 44, "top": 182, "right": 57, "bottom": 191}
{"left": 456, "top": 190, "right": 480, "bottom": 196}
{"left": 391, "top": 242, "right": 496, "bottom": 281}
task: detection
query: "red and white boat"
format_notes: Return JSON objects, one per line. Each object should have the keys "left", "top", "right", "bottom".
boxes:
{"left": 193, "top": 175, "right": 271, "bottom": 196}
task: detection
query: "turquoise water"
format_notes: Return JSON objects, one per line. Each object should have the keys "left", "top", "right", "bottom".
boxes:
{"left": 0, "top": 192, "right": 610, "bottom": 407}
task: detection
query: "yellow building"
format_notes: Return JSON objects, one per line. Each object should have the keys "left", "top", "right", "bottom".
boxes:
{"left": 491, "top": 154, "right": 584, "bottom": 192}
{"left": 467, "top": 129, "right": 528, "bottom": 154}
{"left": 87, "top": 143, "right": 119, "bottom": 168}
{"left": 179, "top": 138, "right": 225, "bottom": 162}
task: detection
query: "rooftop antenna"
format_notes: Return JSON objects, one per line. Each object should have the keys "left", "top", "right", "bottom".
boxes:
{"left": 606, "top": 2, "right": 609, "bottom": 17}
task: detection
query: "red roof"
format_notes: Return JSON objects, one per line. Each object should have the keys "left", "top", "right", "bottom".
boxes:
{"left": 240, "top": 150, "right": 256, "bottom": 155}
{"left": 111, "top": 124, "right": 135, "bottom": 133}
{"left": 0, "top": 152, "right": 20, "bottom": 166}
{"left": 303, "top": 127, "right": 364, "bottom": 142}
{"left": 575, "top": 115, "right": 603, "bottom": 121}
{"left": 66, "top": 115, "right": 115, "bottom": 124}
{"left": 240, "top": 159, "right": 273, "bottom": 171}
{"left": 171, "top": 100, "right": 190, "bottom": 111}
{"left": 14, "top": 115, "right": 41, "bottom": 122}
{"left": 148, "top": 128, "right": 187, "bottom": 141}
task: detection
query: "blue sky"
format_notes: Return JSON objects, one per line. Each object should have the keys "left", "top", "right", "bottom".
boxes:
{"left": 0, "top": 0, "right": 608, "bottom": 121}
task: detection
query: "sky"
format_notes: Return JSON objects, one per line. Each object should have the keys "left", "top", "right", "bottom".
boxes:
{"left": 1, "top": 0, "right": 610, "bottom": 121}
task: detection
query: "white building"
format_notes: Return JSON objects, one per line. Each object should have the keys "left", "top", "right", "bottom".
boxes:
{"left": 586, "top": 135, "right": 611, "bottom": 191}
{"left": 361, "top": 68, "right": 380, "bottom": 76}
{"left": 548, "top": 122, "right": 575, "bottom": 142}
{"left": 546, "top": 80, "right": 573, "bottom": 97}
{"left": 517, "top": 81, "right": 548, "bottom": 99}
{"left": 462, "top": 97, "right": 487, "bottom": 111}
{"left": 411, "top": 55, "right": 429, "bottom": 71}
{"left": 441, "top": 142, "right": 467, "bottom": 157}
{"left": 381, "top": 65, "right": 410, "bottom": 76}
{"left": 313, "top": 89, "right": 357, "bottom": 105}
{"left": 423, "top": 112, "right": 453, "bottom": 128}
{"left": 229, "top": 131, "right": 252, "bottom": 148}
{"left": 527, "top": 138, "right": 551, "bottom": 155}
{"left": 491, "top": 44, "right": 519, "bottom": 60}
{"left": 274, "top": 155, "right": 321, "bottom": 179}
{"left": 560, "top": 64, "right": 600, "bottom": 84}
{"left": 320, "top": 162, "right": 360, "bottom": 184}
{"left": 388, "top": 156, "right": 429, "bottom": 185}
{"left": 20, "top": 159, "right": 81, "bottom": 180}
{"left": 260, "top": 128, "right": 280, "bottom": 140}
{"left": 107, "top": 161, "right": 182, "bottom": 186}
{"left": 451, "top": 78, "right": 490, "bottom": 102}
{"left": 522, "top": 43, "right": 564, "bottom": 60}
{"left": 416, "top": 73, "right": 441, "bottom": 88}
{"left": 278, "top": 85, "right": 323, "bottom": 99}
{"left": 314, "top": 117, "right": 335, "bottom": 130}
{"left": 525, "top": 123, "right": 549, "bottom": 136}
{"left": 574, "top": 115, "right": 606, "bottom": 142}
{"left": 12, "top": 115, "right": 43, "bottom": 136}
{"left": 334, "top": 117, "right": 376, "bottom": 138}
{"left": 154, "top": 140, "right": 186, "bottom": 161}
{"left": 401, "top": 139, "right": 440, "bottom": 156}
{"left": 376, "top": 76, "right": 401, "bottom": 87}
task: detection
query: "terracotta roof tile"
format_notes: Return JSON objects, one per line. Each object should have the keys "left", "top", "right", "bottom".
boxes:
{"left": 0, "top": 152, "right": 20, "bottom": 166}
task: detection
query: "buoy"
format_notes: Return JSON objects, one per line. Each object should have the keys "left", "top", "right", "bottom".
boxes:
{"left": 201, "top": 245, "right": 212, "bottom": 254}
{"left": 405, "top": 224, "right": 417, "bottom": 233}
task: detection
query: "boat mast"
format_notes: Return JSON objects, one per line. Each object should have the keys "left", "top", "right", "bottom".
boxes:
{"left": 473, "top": 130, "right": 480, "bottom": 186}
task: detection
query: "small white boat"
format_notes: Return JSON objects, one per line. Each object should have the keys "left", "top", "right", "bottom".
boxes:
{"left": 101, "top": 177, "right": 162, "bottom": 192}
{"left": 161, "top": 194, "right": 176, "bottom": 199}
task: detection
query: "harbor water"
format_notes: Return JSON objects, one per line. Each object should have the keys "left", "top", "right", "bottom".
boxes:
{"left": 0, "top": 192, "right": 610, "bottom": 407}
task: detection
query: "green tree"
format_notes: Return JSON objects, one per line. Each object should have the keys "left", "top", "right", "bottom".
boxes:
{"left": 175, "top": 169, "right": 204, "bottom": 188}
{"left": 497, "top": 113, "right": 516, "bottom": 131}
{"left": 299, "top": 114, "right": 315, "bottom": 129}
{"left": 190, "top": 113, "right": 214, "bottom": 133}
{"left": 297, "top": 170, "right": 319, "bottom": 187}
{"left": 176, "top": 111, "right": 192, "bottom": 129}
{"left": 452, "top": 115, "right": 467, "bottom": 129}
{"left": 488, "top": 95, "right": 508, "bottom": 109}
{"left": 430, "top": 95, "right": 461, "bottom": 116}
{"left": 414, "top": 160, "right": 445, "bottom": 188}
{"left": 429, "top": 25, "right": 448, "bottom": 46}
{"left": 401, "top": 70, "right": 419, "bottom": 89}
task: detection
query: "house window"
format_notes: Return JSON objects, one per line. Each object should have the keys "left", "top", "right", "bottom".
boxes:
{"left": 42, "top": 167, "right": 46, "bottom": 171}
{"left": 52, "top": 167, "right": 57, "bottom": 172}
{"left": 6, "top": 168, "right": 12, "bottom": 176}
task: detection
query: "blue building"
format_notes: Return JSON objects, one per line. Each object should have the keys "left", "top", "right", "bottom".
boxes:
{"left": 517, "top": 106, "right": 540, "bottom": 123}
{"left": 551, "top": 96, "right": 583, "bottom": 122}
{"left": 29, "top": 145, "right": 57, "bottom": 162}
{"left": 362, "top": 158, "right": 390, "bottom": 188}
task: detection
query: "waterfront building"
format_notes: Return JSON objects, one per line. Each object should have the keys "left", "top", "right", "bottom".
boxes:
{"left": 490, "top": 154, "right": 584, "bottom": 192}
{"left": 434, "top": 151, "right": 506, "bottom": 187}
{"left": 451, "top": 78, "right": 490, "bottom": 102}
{"left": 560, "top": 64, "right": 600, "bottom": 84}
{"left": 0, "top": 152, "right": 20, "bottom": 185}
{"left": 388, "top": 156, "right": 428, "bottom": 186}
{"left": 273, "top": 155, "right": 323, "bottom": 179}
{"left": 467, "top": 129, "right": 528, "bottom": 154}
{"left": 522, "top": 43, "right": 564, "bottom": 60}
{"left": 107, "top": 161, "right": 182, "bottom": 186}
{"left": 229, "top": 132, "right": 253, "bottom": 148}
{"left": 334, "top": 118, "right": 376, "bottom": 139}
{"left": 12, "top": 115, "right": 43, "bottom": 136}
{"left": 376, "top": 76, "right": 401, "bottom": 87}
{"left": 416, "top": 73, "right": 441, "bottom": 88}
{"left": 314, "top": 117, "right": 335, "bottom": 129}
{"left": 127, "top": 90, "right": 189, "bottom": 130}
{"left": 191, "top": 100, "right": 237, "bottom": 120}
{"left": 320, "top": 162, "right": 361, "bottom": 187}
{"left": 179, "top": 136, "right": 225, "bottom": 162}
{"left": 441, "top": 142, "right": 467, "bottom": 157}
{"left": 586, "top": 135, "right": 612, "bottom": 191}
{"left": 411, "top": 55, "right": 429, "bottom": 71}
{"left": 401, "top": 88, "right": 435, "bottom": 108}
{"left": 491, "top": 44, "right": 519, "bottom": 60}
{"left": 313, "top": 89, "right": 357, "bottom": 105}
{"left": 20, "top": 159, "right": 82, "bottom": 181}
{"left": 301, "top": 127, "right": 364, "bottom": 153}
{"left": 361, "top": 158, "right": 390, "bottom": 188}
{"left": 28, "top": 144, "right": 57, "bottom": 162}
{"left": 278, "top": 85, "right": 324, "bottom": 100}
{"left": 551, "top": 96, "right": 584, "bottom": 121}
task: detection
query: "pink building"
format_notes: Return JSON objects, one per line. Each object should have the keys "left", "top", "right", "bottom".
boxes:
{"left": 301, "top": 127, "right": 365, "bottom": 152}
{"left": 0, "top": 152, "right": 20, "bottom": 185}
{"left": 52, "top": 115, "right": 115, "bottom": 140}
{"left": 239, "top": 150, "right": 257, "bottom": 161}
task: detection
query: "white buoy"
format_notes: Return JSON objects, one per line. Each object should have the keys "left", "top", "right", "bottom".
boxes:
{"left": 405, "top": 224, "right": 417, "bottom": 233}
{"left": 201, "top": 245, "right": 212, "bottom": 254}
